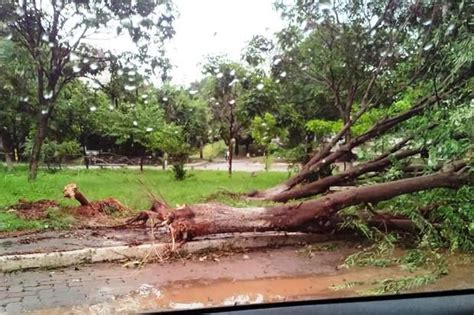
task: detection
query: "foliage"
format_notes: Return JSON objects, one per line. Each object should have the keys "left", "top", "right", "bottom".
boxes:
{"left": 343, "top": 233, "right": 398, "bottom": 268}
{"left": 23, "top": 138, "right": 81, "bottom": 168}
{"left": 172, "top": 164, "right": 187, "bottom": 181}
{"left": 305, "top": 119, "right": 343, "bottom": 139}
{"left": 251, "top": 112, "right": 287, "bottom": 170}
{"left": 0, "top": 0, "right": 176, "bottom": 179}
{"left": 365, "top": 273, "right": 439, "bottom": 296}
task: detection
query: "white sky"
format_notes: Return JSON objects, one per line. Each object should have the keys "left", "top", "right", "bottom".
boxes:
{"left": 167, "top": 0, "right": 283, "bottom": 86}
{"left": 85, "top": 0, "right": 284, "bottom": 87}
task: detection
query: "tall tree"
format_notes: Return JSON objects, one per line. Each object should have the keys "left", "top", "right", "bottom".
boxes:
{"left": 250, "top": 0, "right": 473, "bottom": 199}
{"left": 0, "top": 0, "right": 175, "bottom": 179}
{"left": 202, "top": 56, "right": 248, "bottom": 175}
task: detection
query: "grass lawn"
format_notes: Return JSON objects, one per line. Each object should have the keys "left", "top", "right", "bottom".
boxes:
{"left": 0, "top": 165, "right": 286, "bottom": 231}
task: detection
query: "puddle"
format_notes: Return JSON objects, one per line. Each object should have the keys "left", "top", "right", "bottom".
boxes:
{"left": 27, "top": 249, "right": 474, "bottom": 314}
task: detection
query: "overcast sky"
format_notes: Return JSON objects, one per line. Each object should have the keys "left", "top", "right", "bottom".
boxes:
{"left": 167, "top": 0, "right": 283, "bottom": 86}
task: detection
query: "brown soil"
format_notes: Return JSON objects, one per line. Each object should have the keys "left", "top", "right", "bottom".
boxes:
{"left": 9, "top": 199, "right": 59, "bottom": 220}
{"left": 71, "top": 198, "right": 130, "bottom": 217}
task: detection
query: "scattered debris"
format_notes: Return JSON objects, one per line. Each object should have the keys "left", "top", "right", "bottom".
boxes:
{"left": 137, "top": 284, "right": 162, "bottom": 298}
{"left": 9, "top": 199, "right": 59, "bottom": 220}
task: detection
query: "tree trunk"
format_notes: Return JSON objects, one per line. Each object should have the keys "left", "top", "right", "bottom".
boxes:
{"left": 270, "top": 147, "right": 423, "bottom": 202}
{"left": 140, "top": 154, "right": 144, "bottom": 172}
{"left": 28, "top": 117, "right": 48, "bottom": 181}
{"left": 63, "top": 183, "right": 90, "bottom": 206}
{"left": 228, "top": 141, "right": 233, "bottom": 176}
{"left": 1, "top": 131, "right": 14, "bottom": 171}
{"left": 234, "top": 140, "right": 239, "bottom": 156}
{"left": 199, "top": 140, "right": 203, "bottom": 159}
{"left": 169, "top": 162, "right": 470, "bottom": 240}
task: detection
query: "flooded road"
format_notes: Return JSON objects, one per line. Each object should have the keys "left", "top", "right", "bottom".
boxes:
{"left": 18, "top": 243, "right": 473, "bottom": 314}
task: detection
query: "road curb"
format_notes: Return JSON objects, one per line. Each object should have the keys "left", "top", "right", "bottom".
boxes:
{"left": 0, "top": 233, "right": 334, "bottom": 272}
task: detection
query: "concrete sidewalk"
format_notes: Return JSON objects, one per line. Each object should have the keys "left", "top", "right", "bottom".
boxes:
{"left": 0, "top": 228, "right": 336, "bottom": 272}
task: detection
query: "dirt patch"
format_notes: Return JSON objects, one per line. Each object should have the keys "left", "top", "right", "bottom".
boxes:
{"left": 72, "top": 198, "right": 129, "bottom": 217}
{"left": 9, "top": 199, "right": 59, "bottom": 220}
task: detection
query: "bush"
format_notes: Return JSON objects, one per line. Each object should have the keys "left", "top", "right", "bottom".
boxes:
{"left": 172, "top": 163, "right": 187, "bottom": 181}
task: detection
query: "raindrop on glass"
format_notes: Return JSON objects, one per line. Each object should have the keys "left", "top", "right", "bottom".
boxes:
{"left": 15, "top": 7, "right": 24, "bottom": 16}
{"left": 133, "top": 121, "right": 138, "bottom": 126}
{"left": 89, "top": 106, "right": 97, "bottom": 112}
{"left": 229, "top": 99, "right": 236, "bottom": 105}
{"left": 128, "top": 70, "right": 136, "bottom": 76}
{"left": 446, "top": 24, "right": 455, "bottom": 35}
{"left": 275, "top": 79, "right": 280, "bottom": 83}
{"left": 141, "top": 95, "right": 148, "bottom": 99}
{"left": 146, "top": 127, "right": 153, "bottom": 132}
{"left": 90, "top": 63, "right": 98, "bottom": 70}
{"left": 422, "top": 20, "right": 432, "bottom": 27}
{"left": 44, "top": 91, "right": 53, "bottom": 100}
{"left": 216, "top": 72, "right": 223, "bottom": 78}
{"left": 423, "top": 43, "right": 433, "bottom": 51}
{"left": 256, "top": 83, "right": 264, "bottom": 90}
{"left": 117, "top": 69, "right": 124, "bottom": 76}
{"left": 70, "top": 53, "right": 79, "bottom": 61}
{"left": 82, "top": 58, "right": 90, "bottom": 64}
{"left": 230, "top": 69, "right": 236, "bottom": 76}
{"left": 228, "top": 79, "right": 239, "bottom": 87}
{"left": 41, "top": 34, "right": 49, "bottom": 42}
{"left": 48, "top": 42, "right": 54, "bottom": 48}
{"left": 280, "top": 71, "right": 287, "bottom": 78}
{"left": 189, "top": 90, "right": 198, "bottom": 95}
{"left": 41, "top": 109, "right": 48, "bottom": 115}
{"left": 5, "top": 33, "right": 12, "bottom": 40}
{"left": 144, "top": 100, "right": 149, "bottom": 104}
{"left": 20, "top": 96, "right": 29, "bottom": 102}
{"left": 109, "top": 105, "right": 114, "bottom": 110}
{"left": 214, "top": 102, "right": 220, "bottom": 106}
{"left": 73, "top": 65, "right": 81, "bottom": 73}
{"left": 124, "top": 84, "right": 136, "bottom": 91}
{"left": 273, "top": 58, "right": 282, "bottom": 65}
{"left": 162, "top": 97, "right": 168, "bottom": 102}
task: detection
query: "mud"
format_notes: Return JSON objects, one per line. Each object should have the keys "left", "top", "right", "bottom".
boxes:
{"left": 23, "top": 245, "right": 474, "bottom": 314}
{"left": 71, "top": 198, "right": 129, "bottom": 218}
{"left": 7, "top": 199, "right": 59, "bottom": 220}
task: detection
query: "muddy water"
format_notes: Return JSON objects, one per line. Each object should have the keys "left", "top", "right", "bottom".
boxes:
{"left": 30, "top": 247, "right": 474, "bottom": 314}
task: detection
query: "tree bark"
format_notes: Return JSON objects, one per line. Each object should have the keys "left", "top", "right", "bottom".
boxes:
{"left": 168, "top": 162, "right": 470, "bottom": 240}
{"left": 199, "top": 140, "right": 203, "bottom": 159}
{"left": 1, "top": 131, "right": 14, "bottom": 171}
{"left": 63, "top": 183, "right": 90, "bottom": 206}
{"left": 28, "top": 116, "right": 48, "bottom": 180}
{"left": 254, "top": 91, "right": 450, "bottom": 199}
{"left": 270, "top": 147, "right": 423, "bottom": 202}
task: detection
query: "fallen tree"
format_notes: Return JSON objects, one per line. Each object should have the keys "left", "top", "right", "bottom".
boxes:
{"left": 118, "top": 160, "right": 470, "bottom": 243}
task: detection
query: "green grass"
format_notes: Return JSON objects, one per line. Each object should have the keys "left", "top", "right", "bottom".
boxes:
{"left": 0, "top": 165, "right": 285, "bottom": 231}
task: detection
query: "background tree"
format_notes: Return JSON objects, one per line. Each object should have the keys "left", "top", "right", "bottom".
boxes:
{"left": 250, "top": 0, "right": 473, "bottom": 199}
{"left": 250, "top": 112, "right": 287, "bottom": 171}
{"left": 0, "top": 0, "right": 175, "bottom": 179}
{"left": 0, "top": 39, "right": 35, "bottom": 171}
{"left": 201, "top": 56, "right": 248, "bottom": 175}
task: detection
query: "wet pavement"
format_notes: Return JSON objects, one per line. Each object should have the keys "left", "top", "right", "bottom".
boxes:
{"left": 0, "top": 227, "right": 168, "bottom": 256}
{"left": 64, "top": 159, "right": 292, "bottom": 172}
{"left": 0, "top": 245, "right": 351, "bottom": 314}
{"left": 1, "top": 243, "right": 472, "bottom": 314}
